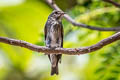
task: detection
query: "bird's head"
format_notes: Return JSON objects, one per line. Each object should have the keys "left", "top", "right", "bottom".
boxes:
{"left": 49, "top": 10, "right": 65, "bottom": 21}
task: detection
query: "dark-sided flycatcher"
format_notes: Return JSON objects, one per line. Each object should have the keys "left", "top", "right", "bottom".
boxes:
{"left": 44, "top": 10, "right": 64, "bottom": 75}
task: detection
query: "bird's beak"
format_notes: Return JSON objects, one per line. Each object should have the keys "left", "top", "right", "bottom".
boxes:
{"left": 58, "top": 12, "right": 66, "bottom": 19}
{"left": 61, "top": 12, "right": 66, "bottom": 15}
{"left": 60, "top": 12, "right": 66, "bottom": 18}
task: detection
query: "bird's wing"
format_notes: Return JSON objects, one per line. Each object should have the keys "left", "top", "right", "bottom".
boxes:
{"left": 57, "top": 22, "right": 63, "bottom": 63}
{"left": 60, "top": 22, "right": 63, "bottom": 48}
{"left": 44, "top": 22, "right": 48, "bottom": 41}
{"left": 44, "top": 21, "right": 51, "bottom": 61}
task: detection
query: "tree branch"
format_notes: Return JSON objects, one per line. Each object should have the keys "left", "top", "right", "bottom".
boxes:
{"left": 103, "top": 0, "right": 120, "bottom": 8}
{"left": 0, "top": 32, "right": 120, "bottom": 55}
{"left": 45, "top": 0, "right": 120, "bottom": 31}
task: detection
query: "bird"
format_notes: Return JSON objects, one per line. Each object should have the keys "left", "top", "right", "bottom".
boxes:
{"left": 44, "top": 10, "right": 65, "bottom": 75}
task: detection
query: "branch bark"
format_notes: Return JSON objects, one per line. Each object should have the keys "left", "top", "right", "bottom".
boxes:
{"left": 103, "top": 0, "right": 120, "bottom": 8}
{"left": 45, "top": 0, "right": 120, "bottom": 31}
{"left": 0, "top": 32, "right": 120, "bottom": 55}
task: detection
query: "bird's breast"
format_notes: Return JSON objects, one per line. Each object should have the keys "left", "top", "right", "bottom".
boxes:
{"left": 48, "top": 21, "right": 61, "bottom": 47}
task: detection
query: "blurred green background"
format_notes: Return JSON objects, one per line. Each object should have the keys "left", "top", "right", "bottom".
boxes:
{"left": 0, "top": 0, "right": 120, "bottom": 80}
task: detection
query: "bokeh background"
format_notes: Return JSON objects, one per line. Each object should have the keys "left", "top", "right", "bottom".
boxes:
{"left": 0, "top": 0, "right": 120, "bottom": 80}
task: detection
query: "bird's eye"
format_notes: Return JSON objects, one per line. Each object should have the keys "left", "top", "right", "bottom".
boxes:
{"left": 55, "top": 12, "right": 58, "bottom": 14}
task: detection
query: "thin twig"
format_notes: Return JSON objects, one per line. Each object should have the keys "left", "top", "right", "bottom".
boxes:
{"left": 103, "top": 0, "right": 120, "bottom": 8}
{"left": 0, "top": 32, "right": 120, "bottom": 55}
{"left": 45, "top": 0, "right": 120, "bottom": 31}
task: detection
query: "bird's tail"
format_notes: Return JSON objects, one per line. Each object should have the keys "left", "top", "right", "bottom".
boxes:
{"left": 51, "top": 65, "right": 58, "bottom": 75}
{"left": 48, "top": 54, "right": 61, "bottom": 75}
